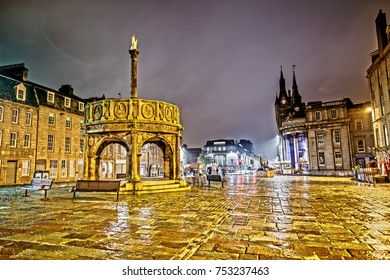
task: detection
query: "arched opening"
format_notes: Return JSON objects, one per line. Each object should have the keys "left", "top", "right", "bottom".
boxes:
{"left": 95, "top": 140, "right": 130, "bottom": 180}
{"left": 140, "top": 143, "right": 164, "bottom": 178}
{"left": 140, "top": 138, "right": 174, "bottom": 180}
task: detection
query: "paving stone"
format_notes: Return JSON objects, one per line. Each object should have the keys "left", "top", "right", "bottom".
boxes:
{"left": 1, "top": 175, "right": 390, "bottom": 260}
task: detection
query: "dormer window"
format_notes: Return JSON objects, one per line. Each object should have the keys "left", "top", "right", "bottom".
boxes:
{"left": 47, "top": 91, "right": 55, "bottom": 103}
{"left": 15, "top": 84, "right": 26, "bottom": 101}
{"left": 78, "top": 102, "right": 84, "bottom": 112}
{"left": 64, "top": 97, "right": 71, "bottom": 108}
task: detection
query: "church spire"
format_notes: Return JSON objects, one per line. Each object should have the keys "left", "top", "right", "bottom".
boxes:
{"left": 278, "top": 66, "right": 288, "bottom": 101}
{"left": 291, "top": 65, "right": 302, "bottom": 105}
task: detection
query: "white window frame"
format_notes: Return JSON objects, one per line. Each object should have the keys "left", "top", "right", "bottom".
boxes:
{"left": 357, "top": 139, "right": 365, "bottom": 153}
{"left": 26, "top": 112, "right": 32, "bottom": 126}
{"left": 334, "top": 151, "right": 342, "bottom": 166}
{"left": 66, "top": 118, "right": 72, "bottom": 129}
{"left": 318, "top": 152, "right": 325, "bottom": 166}
{"left": 48, "top": 113, "right": 55, "bottom": 126}
{"left": 78, "top": 102, "right": 84, "bottom": 112}
{"left": 10, "top": 132, "right": 17, "bottom": 147}
{"left": 61, "top": 160, "right": 68, "bottom": 178}
{"left": 65, "top": 137, "right": 71, "bottom": 153}
{"left": 315, "top": 111, "right": 322, "bottom": 121}
{"left": 333, "top": 130, "right": 341, "bottom": 144}
{"left": 12, "top": 109, "right": 19, "bottom": 124}
{"left": 47, "top": 91, "right": 55, "bottom": 103}
{"left": 330, "top": 109, "right": 338, "bottom": 119}
{"left": 48, "top": 134, "right": 54, "bottom": 151}
{"left": 355, "top": 120, "right": 363, "bottom": 131}
{"left": 15, "top": 84, "right": 26, "bottom": 101}
{"left": 64, "top": 97, "right": 71, "bottom": 108}
{"left": 69, "top": 160, "right": 76, "bottom": 177}
{"left": 0, "top": 106, "right": 3, "bottom": 121}
{"left": 49, "top": 160, "right": 58, "bottom": 178}
{"left": 22, "top": 160, "right": 31, "bottom": 176}
{"left": 17, "top": 89, "right": 25, "bottom": 101}
{"left": 317, "top": 131, "right": 324, "bottom": 145}
{"left": 24, "top": 134, "right": 31, "bottom": 148}
{"left": 0, "top": 130, "right": 2, "bottom": 146}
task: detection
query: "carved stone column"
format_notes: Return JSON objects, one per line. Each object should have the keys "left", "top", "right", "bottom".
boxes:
{"left": 164, "top": 155, "right": 170, "bottom": 179}
{"left": 130, "top": 133, "right": 140, "bottom": 182}
{"left": 175, "top": 135, "right": 181, "bottom": 180}
{"left": 129, "top": 49, "right": 140, "bottom": 98}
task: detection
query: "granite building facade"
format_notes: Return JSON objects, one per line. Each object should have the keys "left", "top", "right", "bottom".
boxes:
{"left": 275, "top": 68, "right": 374, "bottom": 175}
{"left": 367, "top": 9, "right": 390, "bottom": 176}
{"left": 0, "top": 64, "right": 85, "bottom": 185}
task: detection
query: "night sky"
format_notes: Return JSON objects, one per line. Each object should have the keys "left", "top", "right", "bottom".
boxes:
{"left": 1, "top": 0, "right": 390, "bottom": 159}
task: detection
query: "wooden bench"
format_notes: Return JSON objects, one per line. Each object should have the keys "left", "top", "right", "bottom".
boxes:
{"left": 206, "top": 174, "right": 224, "bottom": 187}
{"left": 70, "top": 180, "right": 121, "bottom": 200}
{"left": 20, "top": 178, "right": 54, "bottom": 198}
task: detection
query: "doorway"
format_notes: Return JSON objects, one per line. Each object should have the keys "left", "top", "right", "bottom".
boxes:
{"left": 6, "top": 160, "right": 17, "bottom": 184}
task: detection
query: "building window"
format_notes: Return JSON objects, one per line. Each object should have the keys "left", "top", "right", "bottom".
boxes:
{"left": 318, "top": 152, "right": 325, "bottom": 165}
{"left": 355, "top": 120, "right": 363, "bottom": 131}
{"left": 48, "top": 134, "right": 54, "bottom": 151}
{"left": 357, "top": 139, "right": 365, "bottom": 153}
{"left": 0, "top": 130, "right": 2, "bottom": 146}
{"left": 317, "top": 131, "right": 324, "bottom": 145}
{"left": 333, "top": 130, "right": 341, "bottom": 144}
{"left": 24, "top": 134, "right": 30, "bottom": 148}
{"left": 47, "top": 92, "right": 55, "bottom": 103}
{"left": 49, "top": 160, "right": 58, "bottom": 178}
{"left": 80, "top": 139, "right": 84, "bottom": 154}
{"left": 370, "top": 77, "right": 374, "bottom": 94}
{"left": 375, "top": 128, "right": 380, "bottom": 146}
{"left": 330, "top": 109, "right": 338, "bottom": 119}
{"left": 0, "top": 106, "right": 3, "bottom": 121}
{"left": 17, "top": 89, "right": 25, "bottom": 101}
{"left": 69, "top": 160, "right": 76, "bottom": 177}
{"left": 22, "top": 160, "right": 31, "bottom": 176}
{"left": 380, "top": 95, "right": 385, "bottom": 116}
{"left": 10, "top": 132, "right": 17, "bottom": 147}
{"left": 66, "top": 118, "right": 72, "bottom": 129}
{"left": 65, "top": 137, "right": 71, "bottom": 153}
{"left": 78, "top": 102, "right": 84, "bottom": 112}
{"left": 315, "top": 111, "right": 322, "bottom": 121}
{"left": 61, "top": 160, "right": 68, "bottom": 177}
{"left": 334, "top": 151, "right": 342, "bottom": 165}
{"left": 384, "top": 125, "right": 389, "bottom": 146}
{"left": 64, "top": 97, "right": 71, "bottom": 108}
{"left": 48, "top": 113, "right": 55, "bottom": 126}
{"left": 12, "top": 109, "right": 19, "bottom": 124}
{"left": 26, "top": 112, "right": 32, "bottom": 126}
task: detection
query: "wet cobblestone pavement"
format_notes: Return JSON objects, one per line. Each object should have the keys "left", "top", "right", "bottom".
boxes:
{"left": 1, "top": 175, "right": 390, "bottom": 260}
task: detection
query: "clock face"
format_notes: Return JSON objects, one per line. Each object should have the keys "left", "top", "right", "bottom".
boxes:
{"left": 281, "top": 99, "right": 286, "bottom": 104}
{"left": 294, "top": 106, "right": 300, "bottom": 112}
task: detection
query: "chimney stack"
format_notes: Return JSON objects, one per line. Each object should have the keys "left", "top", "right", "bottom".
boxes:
{"left": 375, "top": 9, "right": 389, "bottom": 55}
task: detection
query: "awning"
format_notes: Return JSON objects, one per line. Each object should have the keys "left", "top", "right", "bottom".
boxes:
{"left": 352, "top": 155, "right": 375, "bottom": 159}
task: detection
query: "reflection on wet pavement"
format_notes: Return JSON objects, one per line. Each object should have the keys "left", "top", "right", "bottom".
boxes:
{"left": 0, "top": 175, "right": 389, "bottom": 260}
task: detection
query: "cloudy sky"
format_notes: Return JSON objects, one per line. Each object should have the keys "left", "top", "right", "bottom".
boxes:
{"left": 1, "top": 0, "right": 390, "bottom": 158}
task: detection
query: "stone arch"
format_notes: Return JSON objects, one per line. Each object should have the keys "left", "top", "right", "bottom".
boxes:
{"left": 94, "top": 137, "right": 131, "bottom": 180}
{"left": 82, "top": 98, "right": 188, "bottom": 194}
{"left": 84, "top": 134, "right": 131, "bottom": 181}
{"left": 140, "top": 136, "right": 175, "bottom": 179}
